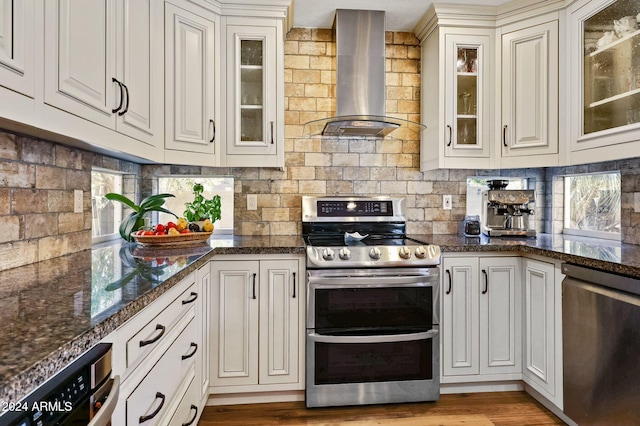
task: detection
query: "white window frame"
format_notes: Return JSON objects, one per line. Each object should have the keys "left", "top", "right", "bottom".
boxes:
{"left": 92, "top": 168, "right": 126, "bottom": 244}
{"left": 563, "top": 172, "right": 621, "bottom": 241}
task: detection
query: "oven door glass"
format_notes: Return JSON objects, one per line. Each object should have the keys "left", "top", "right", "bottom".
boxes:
{"left": 309, "top": 331, "right": 435, "bottom": 385}
{"left": 314, "top": 286, "right": 432, "bottom": 332}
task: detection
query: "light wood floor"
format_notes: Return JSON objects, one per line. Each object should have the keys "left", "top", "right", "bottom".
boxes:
{"left": 199, "top": 391, "right": 565, "bottom": 425}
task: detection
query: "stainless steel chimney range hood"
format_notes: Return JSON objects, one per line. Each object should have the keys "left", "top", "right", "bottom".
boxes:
{"left": 301, "top": 9, "right": 426, "bottom": 139}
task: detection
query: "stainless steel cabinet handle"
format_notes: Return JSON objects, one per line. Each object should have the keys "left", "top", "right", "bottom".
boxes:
{"left": 482, "top": 269, "right": 488, "bottom": 294}
{"left": 87, "top": 375, "right": 120, "bottom": 426}
{"left": 112, "top": 78, "right": 124, "bottom": 113}
{"left": 181, "top": 342, "right": 198, "bottom": 360}
{"left": 139, "top": 324, "right": 165, "bottom": 347}
{"left": 118, "top": 83, "right": 130, "bottom": 116}
{"left": 292, "top": 272, "right": 297, "bottom": 298}
{"left": 447, "top": 125, "right": 452, "bottom": 146}
{"left": 270, "top": 121, "right": 274, "bottom": 144}
{"left": 308, "top": 329, "right": 438, "bottom": 344}
{"left": 182, "top": 291, "right": 198, "bottom": 305}
{"left": 503, "top": 125, "right": 508, "bottom": 147}
{"left": 252, "top": 273, "right": 257, "bottom": 299}
{"left": 139, "top": 392, "right": 165, "bottom": 423}
{"left": 209, "top": 119, "right": 215, "bottom": 143}
{"left": 446, "top": 269, "right": 452, "bottom": 294}
{"left": 182, "top": 405, "right": 198, "bottom": 426}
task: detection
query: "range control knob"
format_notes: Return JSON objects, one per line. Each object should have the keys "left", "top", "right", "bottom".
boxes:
{"left": 369, "top": 247, "right": 382, "bottom": 260}
{"left": 399, "top": 246, "right": 412, "bottom": 259}
{"left": 338, "top": 247, "right": 351, "bottom": 260}
{"left": 321, "top": 248, "right": 335, "bottom": 261}
{"left": 415, "top": 246, "right": 427, "bottom": 259}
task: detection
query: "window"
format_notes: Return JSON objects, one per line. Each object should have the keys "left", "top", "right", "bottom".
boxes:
{"left": 91, "top": 169, "right": 124, "bottom": 243}
{"left": 564, "top": 172, "right": 620, "bottom": 240}
{"left": 158, "top": 176, "right": 234, "bottom": 234}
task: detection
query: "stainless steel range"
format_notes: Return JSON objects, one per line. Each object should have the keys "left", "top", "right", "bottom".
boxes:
{"left": 302, "top": 196, "right": 441, "bottom": 408}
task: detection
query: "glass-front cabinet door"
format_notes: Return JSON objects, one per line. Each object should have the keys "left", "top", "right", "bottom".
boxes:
{"left": 225, "top": 20, "right": 279, "bottom": 162}
{"left": 570, "top": 0, "right": 640, "bottom": 157}
{"left": 444, "top": 33, "right": 492, "bottom": 159}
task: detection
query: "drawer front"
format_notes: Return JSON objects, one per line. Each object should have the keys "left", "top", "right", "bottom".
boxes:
{"left": 168, "top": 374, "right": 200, "bottom": 426}
{"left": 127, "top": 282, "right": 198, "bottom": 368}
{"left": 126, "top": 317, "right": 198, "bottom": 425}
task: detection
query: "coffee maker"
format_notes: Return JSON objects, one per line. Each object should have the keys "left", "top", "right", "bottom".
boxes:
{"left": 480, "top": 179, "right": 536, "bottom": 237}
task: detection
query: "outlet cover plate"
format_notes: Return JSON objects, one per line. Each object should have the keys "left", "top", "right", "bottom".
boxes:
{"left": 74, "top": 190, "right": 83, "bottom": 213}
{"left": 634, "top": 192, "right": 640, "bottom": 213}
{"left": 247, "top": 194, "right": 257, "bottom": 211}
{"left": 443, "top": 194, "right": 452, "bottom": 210}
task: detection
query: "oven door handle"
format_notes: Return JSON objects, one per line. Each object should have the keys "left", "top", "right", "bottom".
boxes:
{"left": 308, "top": 274, "right": 436, "bottom": 288}
{"left": 308, "top": 329, "right": 438, "bottom": 344}
{"left": 87, "top": 375, "right": 120, "bottom": 426}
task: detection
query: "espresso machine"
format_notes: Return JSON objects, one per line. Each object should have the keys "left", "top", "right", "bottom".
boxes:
{"left": 480, "top": 180, "right": 536, "bottom": 237}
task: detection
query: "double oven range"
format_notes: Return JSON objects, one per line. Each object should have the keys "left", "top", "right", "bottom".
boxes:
{"left": 302, "top": 196, "right": 441, "bottom": 408}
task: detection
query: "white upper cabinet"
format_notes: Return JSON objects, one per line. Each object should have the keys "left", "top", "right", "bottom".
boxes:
{"left": 568, "top": 0, "right": 640, "bottom": 164}
{"left": 222, "top": 16, "right": 284, "bottom": 168}
{"left": 164, "top": 1, "right": 218, "bottom": 159}
{"left": 500, "top": 17, "right": 559, "bottom": 166}
{"left": 421, "top": 23, "right": 495, "bottom": 171}
{"left": 44, "top": 0, "right": 163, "bottom": 148}
{"left": 0, "top": 0, "right": 35, "bottom": 97}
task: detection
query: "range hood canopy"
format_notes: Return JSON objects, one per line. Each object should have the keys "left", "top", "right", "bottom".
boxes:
{"left": 302, "top": 9, "right": 426, "bottom": 139}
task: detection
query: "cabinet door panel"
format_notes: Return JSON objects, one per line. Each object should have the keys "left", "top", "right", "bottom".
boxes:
{"left": 210, "top": 261, "right": 259, "bottom": 386}
{"left": 165, "top": 3, "right": 216, "bottom": 154}
{"left": 502, "top": 20, "right": 558, "bottom": 157}
{"left": 442, "top": 258, "right": 479, "bottom": 376}
{"left": 45, "top": 0, "right": 116, "bottom": 126}
{"left": 115, "top": 0, "right": 161, "bottom": 145}
{"left": 444, "top": 34, "right": 492, "bottom": 159}
{"left": 523, "top": 258, "right": 555, "bottom": 394}
{"left": 0, "top": 0, "right": 34, "bottom": 97}
{"left": 225, "top": 19, "right": 280, "bottom": 164}
{"left": 479, "top": 257, "right": 521, "bottom": 374}
{"left": 259, "top": 260, "right": 299, "bottom": 385}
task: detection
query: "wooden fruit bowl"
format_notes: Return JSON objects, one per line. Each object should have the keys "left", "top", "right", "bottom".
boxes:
{"left": 131, "top": 231, "right": 213, "bottom": 247}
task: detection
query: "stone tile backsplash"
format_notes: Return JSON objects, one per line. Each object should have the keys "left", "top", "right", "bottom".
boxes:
{"left": 1, "top": 28, "right": 640, "bottom": 272}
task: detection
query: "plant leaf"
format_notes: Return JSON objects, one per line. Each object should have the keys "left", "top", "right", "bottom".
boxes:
{"left": 139, "top": 193, "right": 175, "bottom": 210}
{"left": 154, "top": 207, "right": 178, "bottom": 217}
{"left": 119, "top": 212, "right": 140, "bottom": 241}
{"left": 105, "top": 193, "right": 139, "bottom": 212}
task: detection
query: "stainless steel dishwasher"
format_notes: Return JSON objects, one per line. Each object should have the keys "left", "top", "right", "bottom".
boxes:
{"left": 562, "top": 263, "right": 640, "bottom": 425}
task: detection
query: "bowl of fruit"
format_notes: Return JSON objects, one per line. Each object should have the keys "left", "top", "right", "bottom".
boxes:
{"left": 131, "top": 217, "right": 214, "bottom": 247}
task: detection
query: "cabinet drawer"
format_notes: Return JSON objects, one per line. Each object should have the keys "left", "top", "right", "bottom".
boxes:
{"left": 127, "top": 282, "right": 198, "bottom": 368}
{"left": 168, "top": 374, "right": 200, "bottom": 426}
{"left": 126, "top": 317, "right": 198, "bottom": 425}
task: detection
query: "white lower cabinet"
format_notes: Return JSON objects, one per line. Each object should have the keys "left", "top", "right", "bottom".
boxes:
{"left": 209, "top": 255, "right": 305, "bottom": 396}
{"left": 522, "top": 257, "right": 563, "bottom": 409}
{"left": 441, "top": 255, "right": 521, "bottom": 381}
{"left": 107, "top": 271, "right": 205, "bottom": 425}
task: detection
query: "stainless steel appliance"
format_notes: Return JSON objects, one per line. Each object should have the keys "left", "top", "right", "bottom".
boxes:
{"left": 2, "top": 343, "right": 119, "bottom": 426}
{"left": 480, "top": 180, "right": 536, "bottom": 237}
{"left": 562, "top": 263, "right": 640, "bottom": 425}
{"left": 302, "top": 196, "right": 441, "bottom": 408}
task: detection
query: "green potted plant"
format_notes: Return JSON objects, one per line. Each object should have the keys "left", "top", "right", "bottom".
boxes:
{"left": 183, "top": 183, "right": 221, "bottom": 227}
{"left": 105, "top": 193, "right": 177, "bottom": 241}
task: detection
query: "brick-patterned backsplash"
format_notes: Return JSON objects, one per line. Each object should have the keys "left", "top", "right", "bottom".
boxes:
{"left": 2, "top": 28, "right": 640, "bottom": 272}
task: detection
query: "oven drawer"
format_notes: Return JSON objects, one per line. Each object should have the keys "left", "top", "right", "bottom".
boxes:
{"left": 306, "top": 327, "right": 440, "bottom": 407}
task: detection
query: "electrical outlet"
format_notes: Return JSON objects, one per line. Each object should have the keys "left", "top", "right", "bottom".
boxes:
{"left": 247, "top": 194, "right": 258, "bottom": 211}
{"left": 635, "top": 192, "right": 640, "bottom": 213}
{"left": 74, "top": 190, "right": 83, "bottom": 213}
{"left": 443, "top": 194, "right": 452, "bottom": 210}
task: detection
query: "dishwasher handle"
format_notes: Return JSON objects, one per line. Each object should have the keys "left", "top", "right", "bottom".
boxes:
{"left": 88, "top": 375, "right": 120, "bottom": 426}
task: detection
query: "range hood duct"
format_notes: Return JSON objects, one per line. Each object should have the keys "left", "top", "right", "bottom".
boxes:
{"left": 302, "top": 9, "right": 425, "bottom": 139}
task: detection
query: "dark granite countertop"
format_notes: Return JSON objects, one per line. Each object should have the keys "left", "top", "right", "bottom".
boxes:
{"left": 0, "top": 235, "right": 305, "bottom": 404}
{"left": 0, "top": 232, "right": 637, "bottom": 404}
